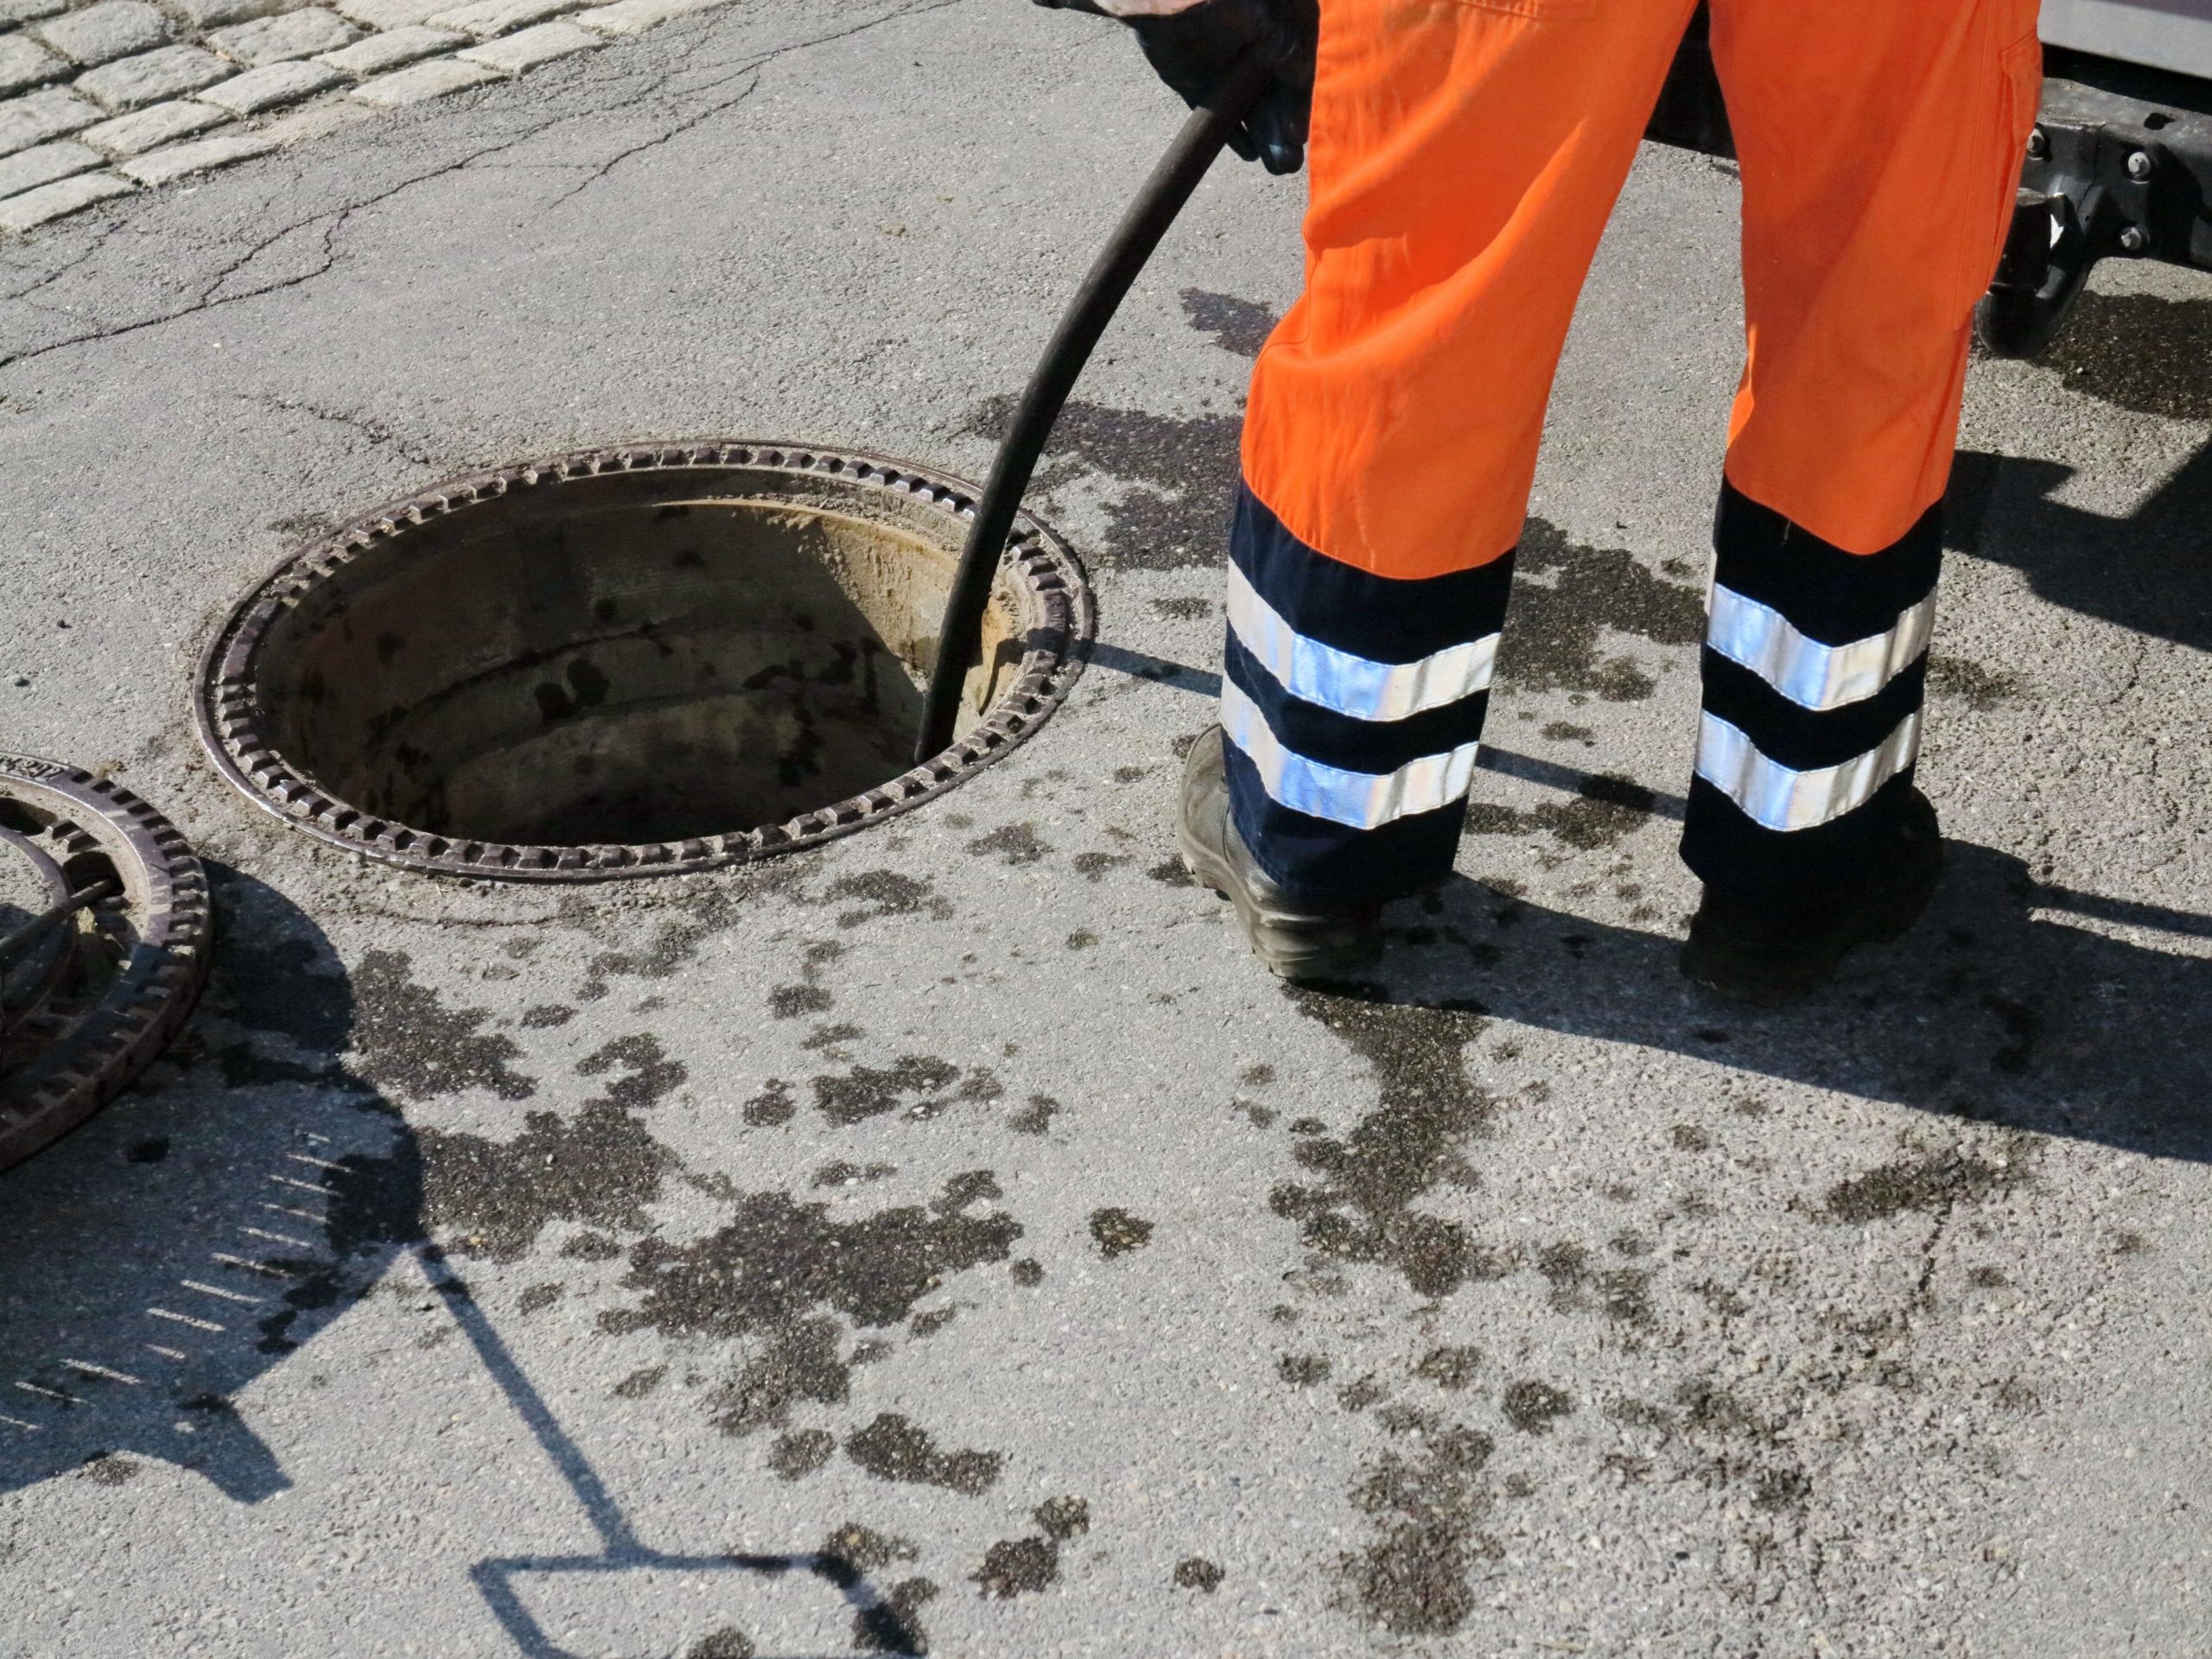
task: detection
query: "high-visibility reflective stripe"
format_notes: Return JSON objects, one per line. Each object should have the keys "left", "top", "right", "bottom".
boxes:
{"left": 1694, "top": 710, "right": 1922, "bottom": 832}
{"left": 1223, "top": 683, "right": 1480, "bottom": 830}
{"left": 1707, "top": 585, "right": 1936, "bottom": 711}
{"left": 1226, "top": 563, "right": 1498, "bottom": 722}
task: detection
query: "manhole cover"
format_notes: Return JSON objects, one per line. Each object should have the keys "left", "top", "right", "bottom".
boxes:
{"left": 0, "top": 754, "right": 213, "bottom": 1170}
{"left": 194, "top": 442, "right": 1095, "bottom": 880}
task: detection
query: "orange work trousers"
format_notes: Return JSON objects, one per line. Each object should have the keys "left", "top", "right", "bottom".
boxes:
{"left": 1220, "top": 0, "right": 2040, "bottom": 907}
{"left": 1243, "top": 0, "right": 2044, "bottom": 579}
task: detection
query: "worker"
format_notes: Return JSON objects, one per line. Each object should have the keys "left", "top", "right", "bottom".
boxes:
{"left": 1048, "top": 0, "right": 2040, "bottom": 1003}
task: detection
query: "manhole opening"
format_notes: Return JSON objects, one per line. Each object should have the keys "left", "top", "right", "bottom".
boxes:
{"left": 197, "top": 445, "right": 1095, "bottom": 880}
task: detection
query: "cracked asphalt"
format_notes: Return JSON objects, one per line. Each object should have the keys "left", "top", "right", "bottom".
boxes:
{"left": 3, "top": 3, "right": 2212, "bottom": 1655}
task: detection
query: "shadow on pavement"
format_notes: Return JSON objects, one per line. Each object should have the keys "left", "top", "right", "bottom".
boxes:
{"left": 0, "top": 864, "right": 420, "bottom": 1501}
{"left": 1324, "top": 839, "right": 2212, "bottom": 1166}
{"left": 0, "top": 867, "right": 925, "bottom": 1654}
{"left": 1952, "top": 429, "right": 2212, "bottom": 655}
{"left": 437, "top": 1258, "right": 927, "bottom": 1659}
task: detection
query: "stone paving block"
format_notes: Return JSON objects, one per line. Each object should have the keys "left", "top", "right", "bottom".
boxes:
{"left": 29, "top": 2, "right": 169, "bottom": 68}
{"left": 196, "top": 56, "right": 342, "bottom": 112}
{"left": 570, "top": 0, "right": 720, "bottom": 39}
{"left": 425, "top": 0, "right": 582, "bottom": 42}
{"left": 348, "top": 53, "right": 498, "bottom": 105}
{"left": 0, "top": 87, "right": 100, "bottom": 157}
{"left": 116, "top": 128, "right": 274, "bottom": 184}
{"left": 168, "top": 0, "right": 292, "bottom": 24}
{"left": 314, "top": 23, "right": 463, "bottom": 76}
{"left": 79, "top": 97, "right": 229, "bottom": 157}
{"left": 333, "top": 0, "right": 449, "bottom": 29}
{"left": 0, "top": 33, "right": 69, "bottom": 98}
{"left": 0, "top": 137, "right": 99, "bottom": 201}
{"left": 76, "top": 44, "right": 230, "bottom": 111}
{"left": 0, "top": 167, "right": 130, "bottom": 231}
{"left": 0, "top": 0, "right": 69, "bottom": 26}
{"left": 207, "top": 7, "right": 359, "bottom": 67}
{"left": 456, "top": 19, "right": 595, "bottom": 73}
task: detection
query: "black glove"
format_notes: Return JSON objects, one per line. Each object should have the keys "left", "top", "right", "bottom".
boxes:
{"left": 1033, "top": 0, "right": 1319, "bottom": 175}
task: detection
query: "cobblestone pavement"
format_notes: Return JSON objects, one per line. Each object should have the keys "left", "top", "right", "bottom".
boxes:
{"left": 2, "top": 2, "right": 2211, "bottom": 1656}
{"left": 0, "top": 0, "right": 734, "bottom": 232}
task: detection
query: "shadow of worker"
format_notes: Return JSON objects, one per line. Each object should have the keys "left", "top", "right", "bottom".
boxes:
{"left": 1313, "top": 839, "right": 2212, "bottom": 1166}
{"left": 0, "top": 863, "right": 422, "bottom": 1501}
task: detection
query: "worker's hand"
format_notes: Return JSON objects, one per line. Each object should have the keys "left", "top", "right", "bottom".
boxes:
{"left": 1033, "top": 0, "right": 1318, "bottom": 175}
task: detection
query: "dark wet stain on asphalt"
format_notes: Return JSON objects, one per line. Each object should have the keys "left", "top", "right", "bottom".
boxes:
{"left": 1149, "top": 595, "right": 1213, "bottom": 621}
{"left": 594, "top": 1170, "right": 1020, "bottom": 1444}
{"left": 1273, "top": 990, "right": 1497, "bottom": 1299}
{"left": 970, "top": 393, "right": 1241, "bottom": 570}
{"left": 417, "top": 1034, "right": 679, "bottom": 1261}
{"left": 854, "top": 1575, "right": 938, "bottom": 1654}
{"left": 846, "top": 1413, "right": 1002, "bottom": 1495}
{"left": 685, "top": 1628, "right": 753, "bottom": 1659}
{"left": 1173, "top": 1556, "right": 1225, "bottom": 1592}
{"left": 1502, "top": 1381, "right": 1574, "bottom": 1434}
{"left": 1497, "top": 519, "right": 1705, "bottom": 701}
{"left": 1414, "top": 1345, "right": 1482, "bottom": 1389}
{"left": 974, "top": 1536, "right": 1058, "bottom": 1599}
{"left": 605, "top": 1174, "right": 1018, "bottom": 1340}
{"left": 770, "top": 983, "right": 834, "bottom": 1018}
{"left": 1036, "top": 1497, "right": 1090, "bottom": 1539}
{"left": 814, "top": 1160, "right": 898, "bottom": 1187}
{"left": 813, "top": 869, "right": 955, "bottom": 927}
{"left": 1463, "top": 772, "right": 1659, "bottom": 850}
{"left": 1347, "top": 1423, "right": 1497, "bottom": 1634}
{"left": 1536, "top": 1239, "right": 1654, "bottom": 1324}
{"left": 1007, "top": 1095, "right": 1058, "bottom": 1135}
{"left": 813, "top": 1057, "right": 999, "bottom": 1125}
{"left": 575, "top": 1033, "right": 686, "bottom": 1109}
{"left": 574, "top": 867, "right": 803, "bottom": 999}
{"left": 1088, "top": 1207, "right": 1154, "bottom": 1257}
{"left": 711, "top": 1317, "right": 849, "bottom": 1436}
{"left": 972, "top": 1497, "right": 1089, "bottom": 1599}
{"left": 1179, "top": 287, "right": 1279, "bottom": 358}
{"left": 351, "top": 949, "right": 535, "bottom": 1101}
{"left": 768, "top": 1428, "right": 836, "bottom": 1479}
{"left": 966, "top": 823, "right": 1051, "bottom": 866}
{"left": 1821, "top": 1147, "right": 2024, "bottom": 1223}
{"left": 1926, "top": 653, "right": 2022, "bottom": 710}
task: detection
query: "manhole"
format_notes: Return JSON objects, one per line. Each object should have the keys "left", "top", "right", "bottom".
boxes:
{"left": 0, "top": 754, "right": 213, "bottom": 1170}
{"left": 194, "top": 442, "right": 1095, "bottom": 880}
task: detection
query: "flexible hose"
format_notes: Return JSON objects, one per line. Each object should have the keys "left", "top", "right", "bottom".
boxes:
{"left": 913, "top": 49, "right": 1276, "bottom": 762}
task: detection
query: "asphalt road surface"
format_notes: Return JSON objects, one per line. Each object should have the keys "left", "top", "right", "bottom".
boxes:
{"left": 3, "top": 3, "right": 2211, "bottom": 1655}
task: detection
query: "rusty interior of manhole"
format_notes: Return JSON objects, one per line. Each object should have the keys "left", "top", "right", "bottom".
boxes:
{"left": 196, "top": 445, "right": 1094, "bottom": 880}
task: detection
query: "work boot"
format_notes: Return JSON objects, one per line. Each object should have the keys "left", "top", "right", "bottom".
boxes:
{"left": 1178, "top": 726, "right": 1382, "bottom": 980}
{"left": 1681, "top": 788, "right": 1944, "bottom": 1007}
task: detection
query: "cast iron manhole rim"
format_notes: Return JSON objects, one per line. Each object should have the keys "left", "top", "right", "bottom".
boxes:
{"left": 0, "top": 754, "right": 213, "bottom": 1171}
{"left": 193, "top": 441, "right": 1096, "bottom": 882}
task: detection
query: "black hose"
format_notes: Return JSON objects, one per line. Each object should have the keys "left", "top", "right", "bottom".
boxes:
{"left": 0, "top": 877, "right": 116, "bottom": 971}
{"left": 913, "top": 50, "right": 1276, "bottom": 763}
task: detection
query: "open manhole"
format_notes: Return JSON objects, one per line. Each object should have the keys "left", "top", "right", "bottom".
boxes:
{"left": 195, "top": 443, "right": 1095, "bottom": 880}
{"left": 1, "top": 754, "right": 213, "bottom": 1169}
